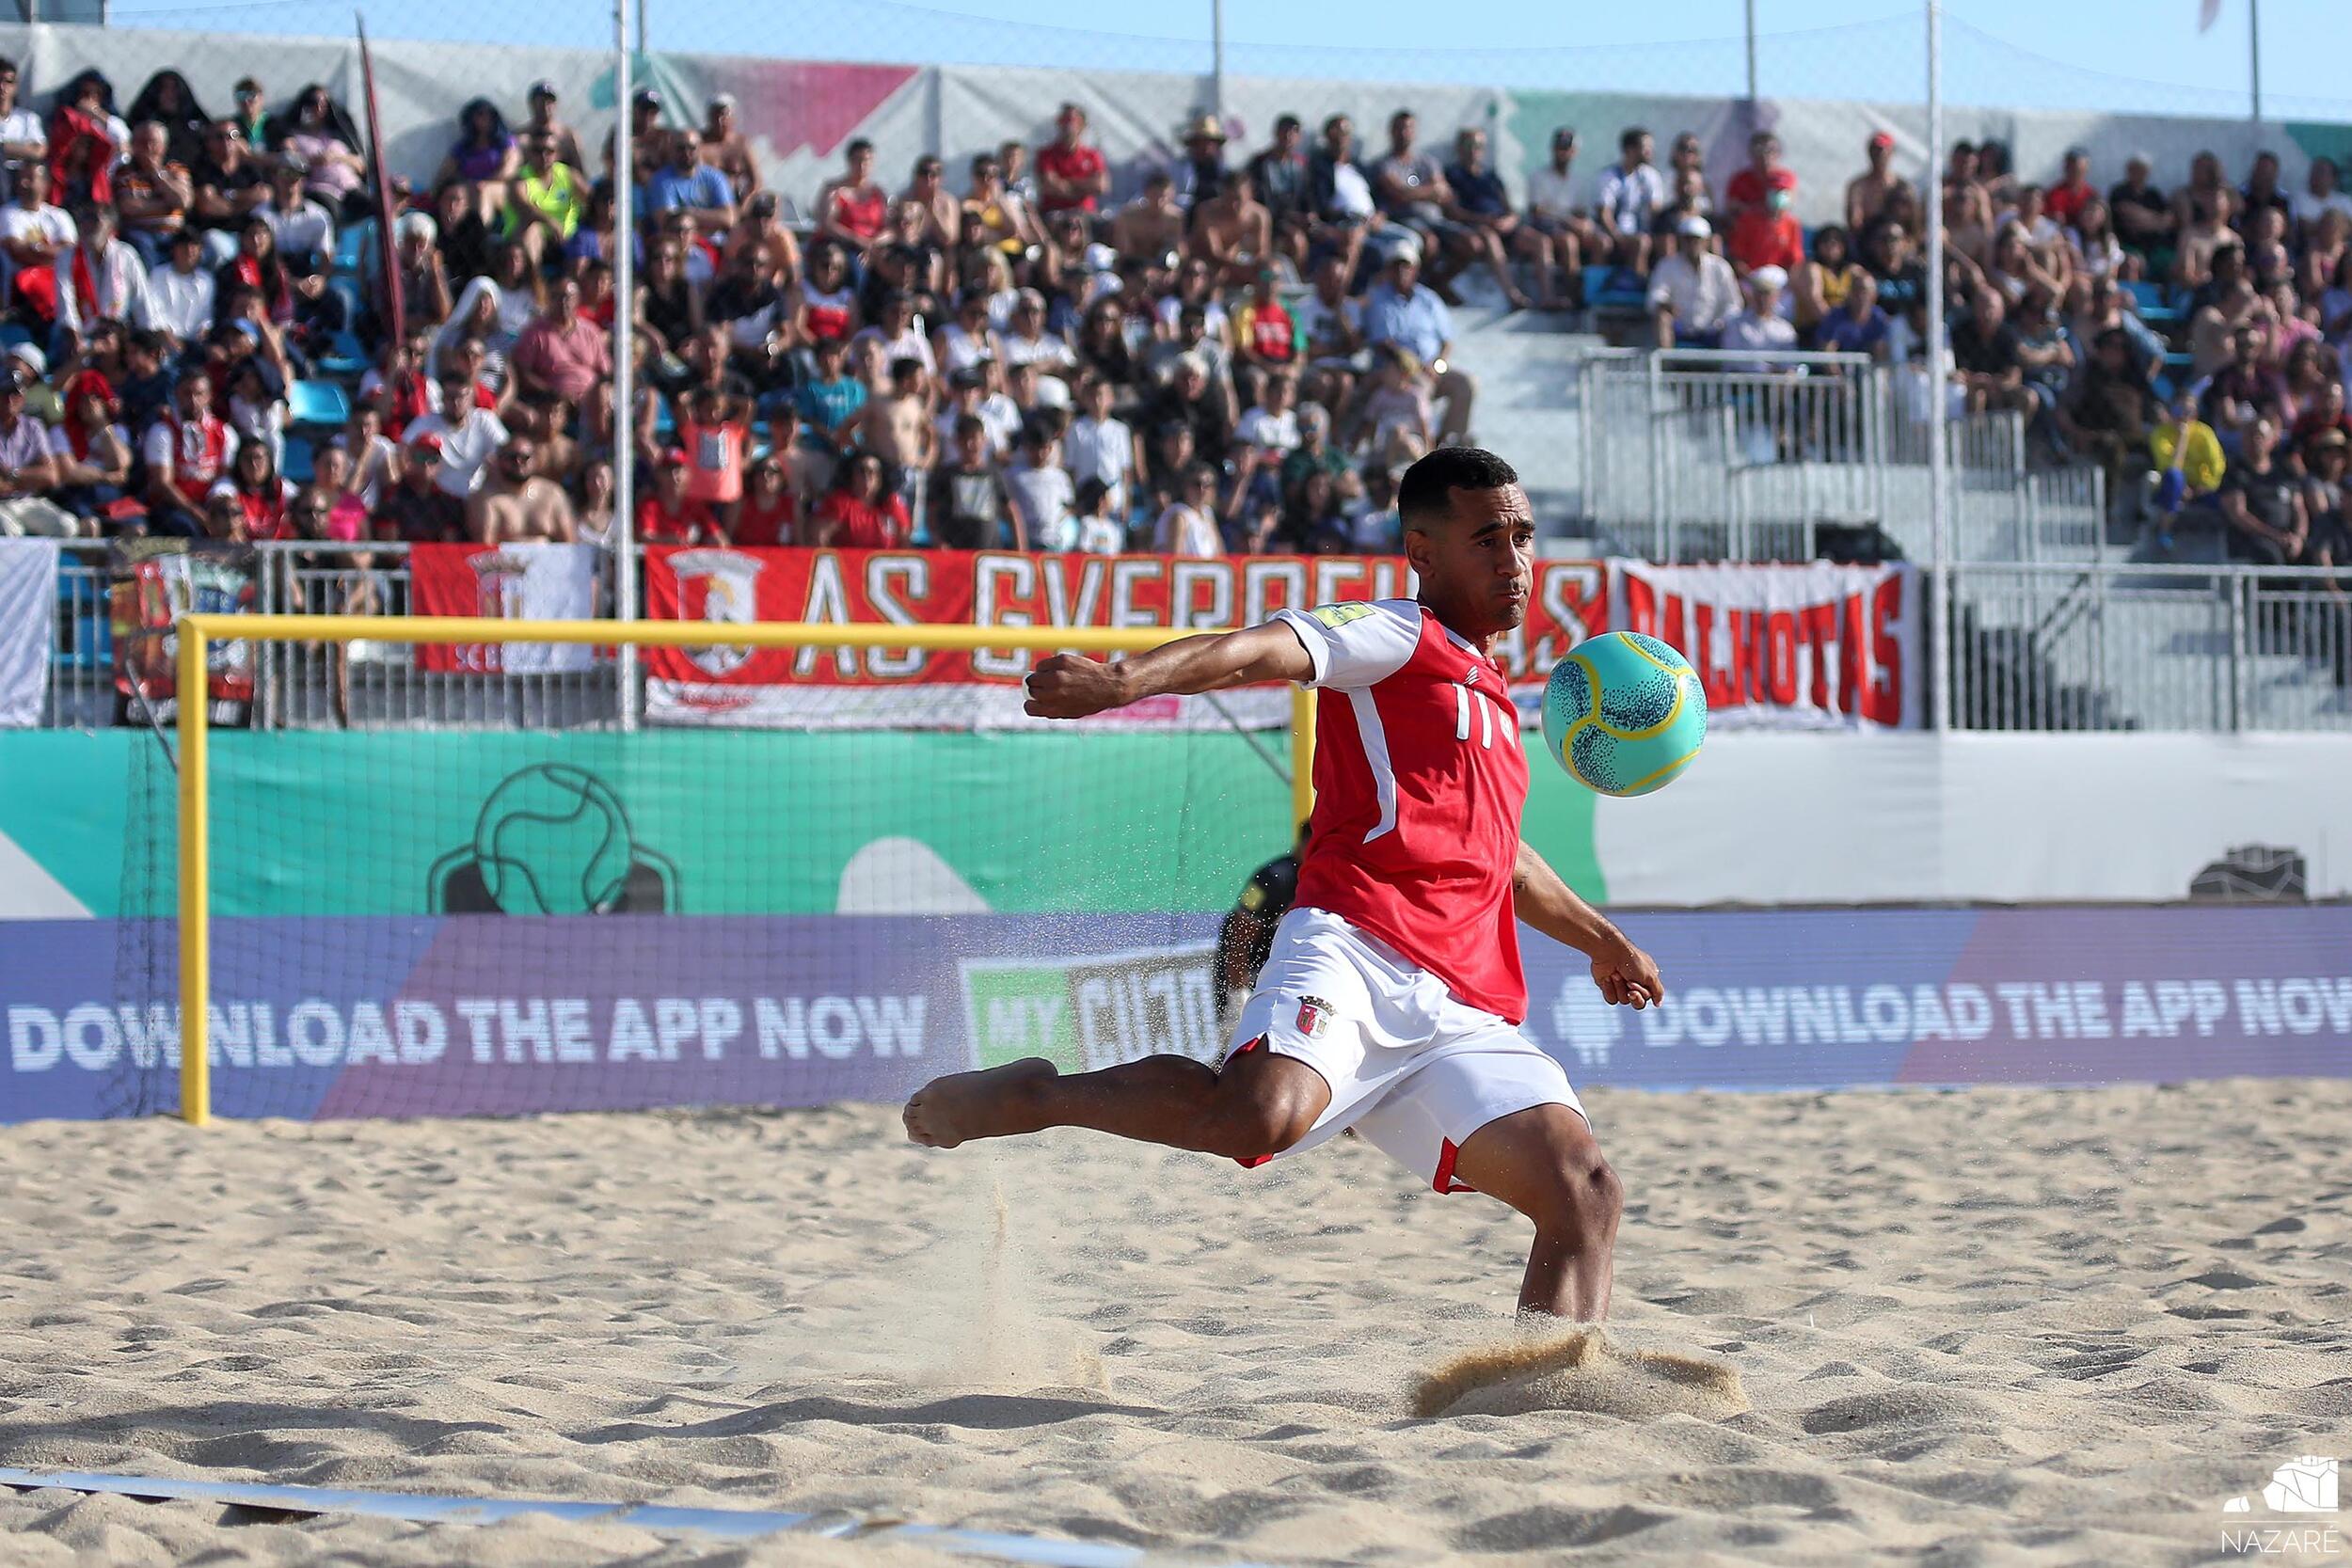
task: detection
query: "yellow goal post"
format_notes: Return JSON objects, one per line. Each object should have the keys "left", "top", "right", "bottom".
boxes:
{"left": 170, "top": 613, "right": 1318, "bottom": 1126}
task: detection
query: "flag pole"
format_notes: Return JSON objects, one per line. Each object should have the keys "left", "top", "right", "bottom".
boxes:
{"left": 2249, "top": 0, "right": 2262, "bottom": 122}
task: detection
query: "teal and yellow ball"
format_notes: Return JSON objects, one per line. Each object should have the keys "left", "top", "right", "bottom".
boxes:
{"left": 1542, "top": 632, "right": 1708, "bottom": 797}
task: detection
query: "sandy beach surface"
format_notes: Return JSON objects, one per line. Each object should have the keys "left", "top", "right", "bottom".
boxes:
{"left": 4, "top": 1079, "right": 2351, "bottom": 1566}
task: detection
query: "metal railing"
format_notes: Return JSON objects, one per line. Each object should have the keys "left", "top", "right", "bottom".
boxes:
{"left": 50, "top": 542, "right": 622, "bottom": 733}
{"left": 1947, "top": 562, "right": 2351, "bottom": 732}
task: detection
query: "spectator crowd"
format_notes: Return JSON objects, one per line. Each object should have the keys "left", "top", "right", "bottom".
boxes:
{"left": 0, "top": 55, "right": 2339, "bottom": 593}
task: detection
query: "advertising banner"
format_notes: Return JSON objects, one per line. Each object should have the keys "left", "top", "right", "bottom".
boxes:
{"left": 107, "top": 539, "right": 256, "bottom": 725}
{"left": 1612, "top": 560, "right": 1921, "bottom": 730}
{"left": 0, "top": 538, "right": 56, "bottom": 727}
{"left": 408, "top": 543, "right": 601, "bottom": 674}
{"left": 642, "top": 546, "right": 1608, "bottom": 729}
{"left": 9, "top": 906, "right": 2350, "bottom": 1123}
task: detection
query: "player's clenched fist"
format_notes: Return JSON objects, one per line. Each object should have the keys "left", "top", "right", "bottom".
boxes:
{"left": 1023, "top": 653, "right": 1134, "bottom": 719}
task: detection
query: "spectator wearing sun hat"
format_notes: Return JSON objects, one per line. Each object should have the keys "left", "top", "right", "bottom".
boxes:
{"left": 1168, "top": 112, "right": 1229, "bottom": 211}
{"left": 1721, "top": 264, "right": 1798, "bottom": 372}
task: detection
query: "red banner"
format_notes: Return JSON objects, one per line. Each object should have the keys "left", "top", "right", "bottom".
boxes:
{"left": 409, "top": 543, "right": 603, "bottom": 673}
{"left": 643, "top": 546, "right": 1608, "bottom": 728}
{"left": 1613, "top": 560, "right": 1920, "bottom": 729}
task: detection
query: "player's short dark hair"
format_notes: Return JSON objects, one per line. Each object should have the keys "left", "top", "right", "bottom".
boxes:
{"left": 1398, "top": 446, "right": 1518, "bottom": 531}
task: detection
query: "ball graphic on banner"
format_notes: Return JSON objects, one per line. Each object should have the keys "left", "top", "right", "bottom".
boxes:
{"left": 473, "top": 764, "right": 641, "bottom": 914}
{"left": 1543, "top": 632, "right": 1708, "bottom": 798}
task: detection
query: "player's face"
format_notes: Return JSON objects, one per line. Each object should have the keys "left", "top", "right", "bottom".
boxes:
{"left": 1407, "top": 483, "right": 1534, "bottom": 639}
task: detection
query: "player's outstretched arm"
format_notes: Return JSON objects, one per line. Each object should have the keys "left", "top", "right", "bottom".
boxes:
{"left": 1513, "top": 840, "right": 1662, "bottom": 1009}
{"left": 1023, "top": 622, "right": 1314, "bottom": 720}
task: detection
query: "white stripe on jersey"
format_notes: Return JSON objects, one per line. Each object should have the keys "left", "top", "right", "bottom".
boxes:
{"left": 1346, "top": 685, "right": 1400, "bottom": 844}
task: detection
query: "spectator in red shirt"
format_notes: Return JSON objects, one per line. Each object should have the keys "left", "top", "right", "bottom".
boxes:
{"left": 1728, "top": 185, "right": 1804, "bottom": 277}
{"left": 1723, "top": 131, "right": 1796, "bottom": 229}
{"left": 730, "top": 451, "right": 799, "bottom": 546}
{"left": 2045, "top": 147, "right": 2095, "bottom": 228}
{"left": 1035, "top": 103, "right": 1109, "bottom": 216}
{"left": 808, "top": 449, "right": 910, "bottom": 547}
{"left": 636, "top": 448, "right": 718, "bottom": 544}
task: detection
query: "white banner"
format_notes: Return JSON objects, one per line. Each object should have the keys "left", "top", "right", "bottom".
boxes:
{"left": 0, "top": 540, "right": 56, "bottom": 728}
{"left": 1611, "top": 560, "right": 1921, "bottom": 731}
{"left": 410, "top": 543, "right": 601, "bottom": 675}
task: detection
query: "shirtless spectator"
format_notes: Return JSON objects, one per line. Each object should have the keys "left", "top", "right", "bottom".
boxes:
{"left": 1189, "top": 168, "right": 1270, "bottom": 285}
{"left": 902, "top": 155, "right": 960, "bottom": 250}
{"left": 1036, "top": 103, "right": 1109, "bottom": 216}
{"left": 857, "top": 355, "right": 936, "bottom": 523}
{"left": 1595, "top": 126, "right": 1666, "bottom": 273}
{"left": 701, "top": 94, "right": 760, "bottom": 203}
{"left": 522, "top": 80, "right": 583, "bottom": 173}
{"left": 1112, "top": 169, "right": 1185, "bottom": 264}
{"left": 468, "top": 434, "right": 577, "bottom": 543}
{"left": 1844, "top": 132, "right": 1911, "bottom": 234}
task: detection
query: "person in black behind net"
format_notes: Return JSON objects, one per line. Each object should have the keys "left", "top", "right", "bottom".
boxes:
{"left": 1213, "top": 824, "right": 1308, "bottom": 1032}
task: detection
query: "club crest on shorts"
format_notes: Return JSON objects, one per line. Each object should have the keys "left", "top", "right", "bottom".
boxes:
{"left": 1294, "top": 994, "right": 1335, "bottom": 1039}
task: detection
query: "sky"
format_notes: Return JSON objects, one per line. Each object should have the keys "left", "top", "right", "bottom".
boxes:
{"left": 101, "top": 0, "right": 2352, "bottom": 125}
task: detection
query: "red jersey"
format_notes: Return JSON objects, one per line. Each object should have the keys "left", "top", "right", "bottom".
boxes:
{"left": 1275, "top": 599, "right": 1530, "bottom": 1022}
{"left": 1036, "top": 141, "right": 1106, "bottom": 213}
{"left": 636, "top": 493, "right": 714, "bottom": 544}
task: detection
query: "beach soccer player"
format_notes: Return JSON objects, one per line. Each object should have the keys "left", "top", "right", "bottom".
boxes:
{"left": 904, "top": 447, "right": 1663, "bottom": 1321}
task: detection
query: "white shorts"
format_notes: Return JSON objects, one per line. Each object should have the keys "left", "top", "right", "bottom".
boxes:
{"left": 1222, "top": 906, "right": 1585, "bottom": 1194}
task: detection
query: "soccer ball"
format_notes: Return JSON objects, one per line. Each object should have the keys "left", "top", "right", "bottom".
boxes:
{"left": 1542, "top": 632, "right": 1708, "bottom": 798}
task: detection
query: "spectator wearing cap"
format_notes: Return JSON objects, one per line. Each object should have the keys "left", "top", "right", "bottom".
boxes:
{"left": 376, "top": 433, "right": 464, "bottom": 541}
{"left": 1167, "top": 112, "right": 1228, "bottom": 211}
{"left": 1037, "top": 102, "right": 1110, "bottom": 216}
{"left": 699, "top": 93, "right": 760, "bottom": 204}
{"left": 0, "top": 363, "right": 72, "bottom": 535}
{"left": 260, "top": 155, "right": 334, "bottom": 270}
{"left": 112, "top": 119, "right": 192, "bottom": 269}
{"left": 1647, "top": 215, "right": 1740, "bottom": 348}
{"left": 520, "top": 80, "right": 582, "bottom": 173}
{"left": 1524, "top": 129, "right": 1601, "bottom": 307}
{"left": 54, "top": 203, "right": 151, "bottom": 344}
{"left": 1362, "top": 245, "right": 1474, "bottom": 442}
{"left": 1246, "top": 115, "right": 1311, "bottom": 268}
{"left": 141, "top": 367, "right": 236, "bottom": 534}
{"left": 650, "top": 125, "right": 738, "bottom": 235}
{"left": 1844, "top": 131, "right": 1911, "bottom": 234}
{"left": 1720, "top": 265, "right": 1798, "bottom": 372}
{"left": 7, "top": 342, "right": 56, "bottom": 426}
{"left": 229, "top": 77, "right": 270, "bottom": 150}
{"left": 1595, "top": 126, "right": 1667, "bottom": 274}
{"left": 1446, "top": 125, "right": 1558, "bottom": 311}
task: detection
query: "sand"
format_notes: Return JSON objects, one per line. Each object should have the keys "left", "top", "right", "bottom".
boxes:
{"left": 4, "top": 1079, "right": 2351, "bottom": 1566}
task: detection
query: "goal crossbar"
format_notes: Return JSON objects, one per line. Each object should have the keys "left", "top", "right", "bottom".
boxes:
{"left": 168, "top": 614, "right": 1316, "bottom": 1126}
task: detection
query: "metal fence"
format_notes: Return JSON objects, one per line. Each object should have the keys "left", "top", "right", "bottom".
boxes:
{"left": 48, "top": 542, "right": 622, "bottom": 733}
{"left": 1947, "top": 562, "right": 2351, "bottom": 732}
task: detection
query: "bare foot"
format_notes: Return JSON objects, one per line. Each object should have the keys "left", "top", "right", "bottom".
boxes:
{"left": 902, "top": 1057, "right": 1059, "bottom": 1148}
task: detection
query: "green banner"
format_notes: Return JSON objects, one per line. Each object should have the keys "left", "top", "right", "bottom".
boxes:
{"left": 0, "top": 729, "right": 1605, "bottom": 920}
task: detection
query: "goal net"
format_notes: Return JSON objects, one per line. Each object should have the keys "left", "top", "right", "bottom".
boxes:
{"left": 114, "top": 615, "right": 1306, "bottom": 1123}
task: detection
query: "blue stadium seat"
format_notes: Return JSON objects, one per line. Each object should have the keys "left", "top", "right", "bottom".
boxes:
{"left": 287, "top": 379, "right": 352, "bottom": 430}
{"left": 282, "top": 434, "right": 314, "bottom": 483}
{"left": 317, "top": 331, "right": 369, "bottom": 378}
{"left": 1581, "top": 263, "right": 1648, "bottom": 314}
{"left": 2123, "top": 279, "right": 2182, "bottom": 325}
{"left": 333, "top": 219, "right": 374, "bottom": 277}
{"left": 327, "top": 276, "right": 365, "bottom": 333}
